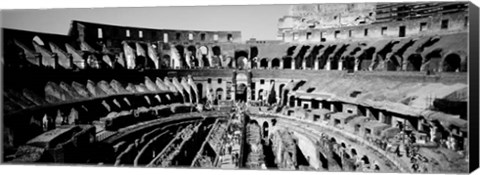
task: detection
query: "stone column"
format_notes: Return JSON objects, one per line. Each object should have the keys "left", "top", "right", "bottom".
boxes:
{"left": 314, "top": 58, "right": 319, "bottom": 70}
{"left": 338, "top": 60, "right": 343, "bottom": 71}
{"left": 302, "top": 58, "right": 306, "bottom": 70}
{"left": 379, "top": 111, "right": 386, "bottom": 123}
{"left": 280, "top": 59, "right": 284, "bottom": 69}
{"left": 247, "top": 70, "right": 252, "bottom": 101}
{"left": 325, "top": 59, "right": 331, "bottom": 70}
{"left": 330, "top": 103, "right": 335, "bottom": 112}
{"left": 354, "top": 59, "right": 359, "bottom": 71}
{"left": 268, "top": 59, "right": 272, "bottom": 69}
{"left": 291, "top": 59, "right": 295, "bottom": 70}
{"left": 232, "top": 70, "right": 237, "bottom": 101}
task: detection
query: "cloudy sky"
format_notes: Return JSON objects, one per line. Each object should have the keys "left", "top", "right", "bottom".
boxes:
{"left": 1, "top": 4, "right": 290, "bottom": 41}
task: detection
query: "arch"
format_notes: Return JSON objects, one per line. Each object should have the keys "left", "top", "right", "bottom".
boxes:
{"left": 187, "top": 45, "right": 198, "bottom": 67}
{"left": 175, "top": 45, "right": 186, "bottom": 68}
{"left": 235, "top": 50, "right": 249, "bottom": 60}
{"left": 199, "top": 46, "right": 209, "bottom": 67}
{"left": 236, "top": 83, "right": 247, "bottom": 102}
{"left": 289, "top": 96, "right": 296, "bottom": 107}
{"left": 351, "top": 148, "right": 357, "bottom": 156}
{"left": 258, "top": 89, "right": 264, "bottom": 100}
{"left": 212, "top": 46, "right": 221, "bottom": 56}
{"left": 330, "top": 137, "right": 337, "bottom": 143}
{"left": 271, "top": 58, "right": 280, "bottom": 68}
{"left": 215, "top": 88, "right": 224, "bottom": 101}
{"left": 357, "top": 47, "right": 376, "bottom": 71}
{"left": 361, "top": 155, "right": 370, "bottom": 165}
{"left": 262, "top": 121, "right": 269, "bottom": 138}
{"left": 161, "top": 55, "right": 171, "bottom": 68}
{"left": 319, "top": 152, "right": 329, "bottom": 170}
{"left": 341, "top": 142, "right": 346, "bottom": 148}
{"left": 236, "top": 56, "right": 248, "bottom": 69}
{"left": 406, "top": 53, "right": 423, "bottom": 71}
{"left": 259, "top": 58, "right": 268, "bottom": 69}
{"left": 443, "top": 53, "right": 462, "bottom": 72}
{"left": 283, "top": 57, "right": 293, "bottom": 69}
{"left": 250, "top": 46, "right": 258, "bottom": 59}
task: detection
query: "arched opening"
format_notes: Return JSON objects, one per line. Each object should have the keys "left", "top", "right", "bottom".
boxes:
{"left": 361, "top": 155, "right": 370, "bottom": 165}
{"left": 318, "top": 45, "right": 337, "bottom": 69}
{"left": 161, "top": 55, "right": 171, "bottom": 68}
{"left": 199, "top": 46, "right": 209, "bottom": 67}
{"left": 175, "top": 45, "right": 186, "bottom": 68}
{"left": 351, "top": 149, "right": 357, "bottom": 157}
{"left": 187, "top": 45, "right": 198, "bottom": 67}
{"left": 341, "top": 142, "right": 346, "bottom": 148}
{"left": 236, "top": 83, "right": 247, "bottom": 102}
{"left": 259, "top": 58, "right": 268, "bottom": 69}
{"left": 271, "top": 58, "right": 280, "bottom": 68}
{"left": 196, "top": 83, "right": 203, "bottom": 102}
{"left": 330, "top": 137, "right": 337, "bottom": 144}
{"left": 215, "top": 88, "right": 223, "bottom": 101}
{"left": 262, "top": 121, "right": 269, "bottom": 138}
{"left": 357, "top": 47, "right": 376, "bottom": 71}
{"left": 332, "top": 151, "right": 343, "bottom": 169}
{"left": 289, "top": 96, "right": 296, "bottom": 107}
{"left": 212, "top": 46, "right": 221, "bottom": 56}
{"left": 283, "top": 57, "right": 292, "bottom": 69}
{"left": 258, "top": 89, "right": 264, "bottom": 101}
{"left": 319, "top": 152, "right": 329, "bottom": 170}
{"left": 407, "top": 54, "right": 423, "bottom": 71}
{"left": 424, "top": 48, "right": 443, "bottom": 72}
{"left": 235, "top": 50, "right": 249, "bottom": 62}
{"left": 443, "top": 53, "right": 461, "bottom": 72}
{"left": 250, "top": 46, "right": 258, "bottom": 59}
{"left": 235, "top": 56, "right": 247, "bottom": 69}
{"left": 294, "top": 45, "right": 310, "bottom": 69}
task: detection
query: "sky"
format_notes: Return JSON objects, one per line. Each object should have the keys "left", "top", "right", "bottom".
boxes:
{"left": 1, "top": 4, "right": 290, "bottom": 41}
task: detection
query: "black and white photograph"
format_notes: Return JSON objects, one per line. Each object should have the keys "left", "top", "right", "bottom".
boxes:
{"left": 1, "top": 1, "right": 479, "bottom": 174}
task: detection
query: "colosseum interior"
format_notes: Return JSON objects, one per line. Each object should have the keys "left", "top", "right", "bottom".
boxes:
{"left": 1, "top": 2, "right": 475, "bottom": 174}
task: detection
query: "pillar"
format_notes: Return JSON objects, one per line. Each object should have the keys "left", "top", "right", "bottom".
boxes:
{"left": 379, "top": 111, "right": 386, "bottom": 124}
{"left": 268, "top": 59, "right": 272, "bottom": 69}
{"left": 314, "top": 58, "right": 319, "bottom": 70}
{"left": 280, "top": 59, "right": 284, "bottom": 69}
{"left": 354, "top": 59, "right": 359, "bottom": 71}
{"left": 325, "top": 59, "right": 331, "bottom": 70}
{"left": 330, "top": 103, "right": 335, "bottom": 112}
{"left": 302, "top": 58, "right": 306, "bottom": 70}
{"left": 338, "top": 61, "right": 343, "bottom": 71}
{"left": 247, "top": 70, "right": 252, "bottom": 101}
{"left": 291, "top": 59, "right": 295, "bottom": 70}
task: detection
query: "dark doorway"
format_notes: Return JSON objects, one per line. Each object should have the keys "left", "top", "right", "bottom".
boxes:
{"left": 283, "top": 57, "right": 292, "bottom": 69}
{"left": 443, "top": 53, "right": 461, "bottom": 72}
{"left": 399, "top": 26, "right": 406, "bottom": 37}
{"left": 271, "top": 58, "right": 280, "bottom": 68}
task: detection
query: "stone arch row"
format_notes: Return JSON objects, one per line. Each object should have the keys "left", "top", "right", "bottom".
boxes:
{"left": 252, "top": 38, "right": 466, "bottom": 72}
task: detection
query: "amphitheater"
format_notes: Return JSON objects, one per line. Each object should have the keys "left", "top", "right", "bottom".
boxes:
{"left": 2, "top": 2, "right": 470, "bottom": 174}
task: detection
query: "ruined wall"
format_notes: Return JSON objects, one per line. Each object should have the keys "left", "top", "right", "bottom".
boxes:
{"left": 280, "top": 3, "right": 377, "bottom": 30}
{"left": 69, "top": 20, "right": 242, "bottom": 53}
{"left": 280, "top": 11, "right": 468, "bottom": 43}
